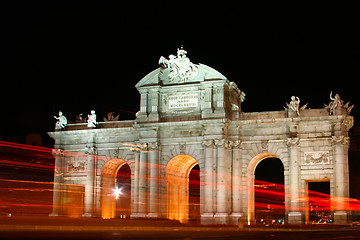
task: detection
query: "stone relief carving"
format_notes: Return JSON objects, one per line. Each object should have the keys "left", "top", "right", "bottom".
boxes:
{"left": 179, "top": 143, "right": 186, "bottom": 154}
{"left": 159, "top": 46, "right": 198, "bottom": 83}
{"left": 67, "top": 161, "right": 86, "bottom": 172}
{"left": 261, "top": 141, "right": 268, "bottom": 152}
{"left": 304, "top": 151, "right": 329, "bottom": 165}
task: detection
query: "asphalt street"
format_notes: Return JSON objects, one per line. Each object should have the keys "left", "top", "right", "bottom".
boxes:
{"left": 1, "top": 229, "right": 360, "bottom": 240}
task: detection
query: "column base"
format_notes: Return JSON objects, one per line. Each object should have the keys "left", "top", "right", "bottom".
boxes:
{"left": 147, "top": 213, "right": 159, "bottom": 218}
{"left": 229, "top": 212, "right": 244, "bottom": 225}
{"left": 287, "top": 211, "right": 303, "bottom": 225}
{"left": 130, "top": 213, "right": 147, "bottom": 218}
{"left": 334, "top": 211, "right": 350, "bottom": 225}
{"left": 201, "top": 213, "right": 214, "bottom": 225}
{"left": 82, "top": 213, "right": 93, "bottom": 218}
{"left": 213, "top": 213, "right": 228, "bottom": 224}
{"left": 49, "top": 213, "right": 60, "bottom": 217}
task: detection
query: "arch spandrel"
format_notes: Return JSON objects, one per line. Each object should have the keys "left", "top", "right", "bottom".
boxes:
{"left": 247, "top": 153, "right": 280, "bottom": 176}
{"left": 165, "top": 154, "right": 198, "bottom": 177}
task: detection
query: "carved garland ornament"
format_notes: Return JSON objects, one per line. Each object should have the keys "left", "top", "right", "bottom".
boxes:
{"left": 304, "top": 151, "right": 329, "bottom": 165}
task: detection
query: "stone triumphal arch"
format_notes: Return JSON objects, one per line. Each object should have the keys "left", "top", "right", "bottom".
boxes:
{"left": 49, "top": 47, "right": 354, "bottom": 225}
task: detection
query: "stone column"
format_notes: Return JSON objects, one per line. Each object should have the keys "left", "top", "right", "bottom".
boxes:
{"left": 230, "top": 140, "right": 243, "bottom": 224}
{"left": 332, "top": 136, "right": 350, "bottom": 224}
{"left": 202, "top": 85, "right": 214, "bottom": 118}
{"left": 149, "top": 88, "right": 160, "bottom": 121}
{"left": 138, "top": 144, "right": 148, "bottom": 217}
{"left": 83, "top": 145, "right": 96, "bottom": 217}
{"left": 50, "top": 149, "right": 64, "bottom": 216}
{"left": 214, "top": 85, "right": 225, "bottom": 118}
{"left": 201, "top": 139, "right": 215, "bottom": 224}
{"left": 130, "top": 149, "right": 140, "bottom": 218}
{"left": 147, "top": 142, "right": 160, "bottom": 218}
{"left": 137, "top": 89, "right": 148, "bottom": 119}
{"left": 214, "top": 139, "right": 229, "bottom": 224}
{"left": 286, "top": 138, "right": 303, "bottom": 224}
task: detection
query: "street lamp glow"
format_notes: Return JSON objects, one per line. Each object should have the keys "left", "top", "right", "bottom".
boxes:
{"left": 113, "top": 187, "right": 122, "bottom": 200}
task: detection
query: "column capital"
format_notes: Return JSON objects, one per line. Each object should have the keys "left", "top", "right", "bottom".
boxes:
{"left": 85, "top": 145, "right": 96, "bottom": 155}
{"left": 140, "top": 143, "right": 148, "bottom": 151}
{"left": 148, "top": 142, "right": 160, "bottom": 151}
{"left": 287, "top": 137, "right": 300, "bottom": 147}
{"left": 332, "top": 136, "right": 350, "bottom": 147}
{"left": 214, "top": 138, "right": 227, "bottom": 148}
{"left": 232, "top": 140, "right": 242, "bottom": 149}
{"left": 202, "top": 139, "right": 215, "bottom": 148}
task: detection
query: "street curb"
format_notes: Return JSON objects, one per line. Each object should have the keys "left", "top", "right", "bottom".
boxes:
{"left": 0, "top": 225, "right": 359, "bottom": 232}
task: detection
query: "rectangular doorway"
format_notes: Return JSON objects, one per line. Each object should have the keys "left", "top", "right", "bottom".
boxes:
{"left": 305, "top": 179, "right": 331, "bottom": 224}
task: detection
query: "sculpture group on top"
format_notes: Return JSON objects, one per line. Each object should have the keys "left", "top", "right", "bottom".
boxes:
{"left": 284, "top": 91, "right": 354, "bottom": 117}
{"left": 54, "top": 110, "right": 121, "bottom": 130}
{"left": 325, "top": 91, "right": 354, "bottom": 115}
{"left": 284, "top": 96, "right": 308, "bottom": 116}
{"left": 159, "top": 46, "right": 198, "bottom": 82}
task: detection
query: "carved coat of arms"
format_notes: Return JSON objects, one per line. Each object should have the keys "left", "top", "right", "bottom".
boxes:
{"left": 159, "top": 46, "right": 198, "bottom": 83}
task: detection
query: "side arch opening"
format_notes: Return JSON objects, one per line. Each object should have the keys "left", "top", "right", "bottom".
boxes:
{"left": 165, "top": 154, "right": 199, "bottom": 223}
{"left": 247, "top": 153, "right": 284, "bottom": 225}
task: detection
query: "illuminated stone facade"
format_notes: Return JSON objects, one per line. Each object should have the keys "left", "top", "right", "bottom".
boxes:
{"left": 49, "top": 48, "right": 353, "bottom": 225}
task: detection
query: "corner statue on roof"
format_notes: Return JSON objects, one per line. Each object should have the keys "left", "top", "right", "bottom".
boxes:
{"left": 54, "top": 111, "right": 67, "bottom": 129}
{"left": 284, "top": 96, "right": 307, "bottom": 116}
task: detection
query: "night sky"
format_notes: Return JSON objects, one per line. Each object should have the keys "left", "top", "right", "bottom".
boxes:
{"left": 1, "top": 6, "right": 358, "bottom": 138}
{"left": 1, "top": 3, "right": 359, "bottom": 203}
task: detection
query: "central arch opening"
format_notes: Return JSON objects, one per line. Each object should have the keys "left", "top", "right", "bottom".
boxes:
{"left": 165, "top": 154, "right": 199, "bottom": 223}
{"left": 101, "top": 159, "right": 131, "bottom": 219}
{"left": 254, "top": 158, "right": 284, "bottom": 225}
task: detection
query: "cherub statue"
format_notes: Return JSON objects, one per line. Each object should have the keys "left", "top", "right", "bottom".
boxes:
{"left": 87, "top": 110, "right": 97, "bottom": 127}
{"left": 54, "top": 111, "right": 67, "bottom": 129}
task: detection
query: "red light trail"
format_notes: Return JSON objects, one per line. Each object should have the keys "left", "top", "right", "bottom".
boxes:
{"left": 1, "top": 140, "right": 359, "bottom": 222}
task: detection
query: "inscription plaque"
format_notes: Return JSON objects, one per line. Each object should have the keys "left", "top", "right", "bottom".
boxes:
{"left": 168, "top": 93, "right": 198, "bottom": 109}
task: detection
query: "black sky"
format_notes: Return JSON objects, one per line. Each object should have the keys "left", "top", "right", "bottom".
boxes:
{"left": 2, "top": 3, "right": 359, "bottom": 146}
